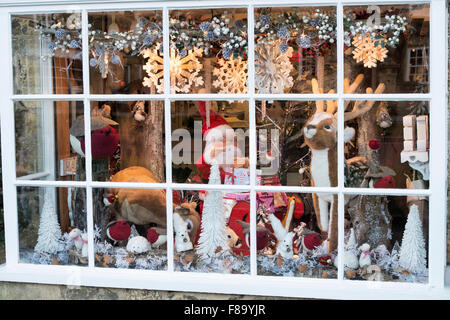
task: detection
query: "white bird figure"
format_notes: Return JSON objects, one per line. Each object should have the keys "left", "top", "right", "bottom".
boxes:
{"left": 268, "top": 213, "right": 295, "bottom": 259}
{"left": 359, "top": 243, "right": 372, "bottom": 268}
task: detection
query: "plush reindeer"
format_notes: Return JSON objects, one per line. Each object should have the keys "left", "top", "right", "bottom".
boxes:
{"left": 302, "top": 74, "right": 385, "bottom": 253}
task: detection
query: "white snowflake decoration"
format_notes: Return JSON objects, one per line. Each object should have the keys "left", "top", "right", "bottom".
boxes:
{"left": 255, "top": 40, "right": 294, "bottom": 94}
{"left": 212, "top": 56, "right": 248, "bottom": 95}
{"left": 142, "top": 46, "right": 204, "bottom": 93}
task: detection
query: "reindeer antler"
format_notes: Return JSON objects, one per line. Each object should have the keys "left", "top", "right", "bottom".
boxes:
{"left": 311, "top": 78, "right": 337, "bottom": 114}
{"left": 344, "top": 82, "right": 385, "bottom": 122}
{"left": 311, "top": 74, "right": 385, "bottom": 122}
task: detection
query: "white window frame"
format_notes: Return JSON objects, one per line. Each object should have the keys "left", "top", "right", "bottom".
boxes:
{"left": 0, "top": 0, "right": 448, "bottom": 300}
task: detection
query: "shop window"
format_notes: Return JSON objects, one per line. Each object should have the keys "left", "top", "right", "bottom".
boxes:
{"left": 0, "top": 1, "right": 447, "bottom": 299}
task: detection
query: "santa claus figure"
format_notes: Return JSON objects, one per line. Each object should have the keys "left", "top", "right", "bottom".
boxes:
{"left": 195, "top": 101, "right": 247, "bottom": 182}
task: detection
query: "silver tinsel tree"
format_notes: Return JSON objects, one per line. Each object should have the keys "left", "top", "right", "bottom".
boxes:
{"left": 34, "top": 188, "right": 62, "bottom": 254}
{"left": 196, "top": 160, "right": 229, "bottom": 259}
{"left": 399, "top": 204, "right": 427, "bottom": 274}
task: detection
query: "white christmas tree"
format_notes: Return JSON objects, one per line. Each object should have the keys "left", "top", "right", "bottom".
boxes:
{"left": 398, "top": 204, "right": 427, "bottom": 274}
{"left": 196, "top": 160, "right": 229, "bottom": 259}
{"left": 34, "top": 188, "right": 62, "bottom": 254}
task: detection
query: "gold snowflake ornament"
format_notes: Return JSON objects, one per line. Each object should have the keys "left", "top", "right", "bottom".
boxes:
{"left": 255, "top": 40, "right": 294, "bottom": 94}
{"left": 141, "top": 46, "right": 204, "bottom": 93}
{"left": 212, "top": 56, "right": 248, "bottom": 95}
{"left": 352, "top": 34, "right": 388, "bottom": 69}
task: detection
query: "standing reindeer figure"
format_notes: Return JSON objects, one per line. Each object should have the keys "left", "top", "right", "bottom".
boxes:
{"left": 303, "top": 74, "right": 385, "bottom": 253}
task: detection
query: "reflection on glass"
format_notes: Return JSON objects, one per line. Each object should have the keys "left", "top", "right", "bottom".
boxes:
{"left": 88, "top": 11, "right": 163, "bottom": 94}
{"left": 94, "top": 187, "right": 167, "bottom": 270}
{"left": 257, "top": 192, "right": 338, "bottom": 279}
{"left": 169, "top": 8, "right": 248, "bottom": 94}
{"left": 344, "top": 4, "right": 430, "bottom": 93}
{"left": 15, "top": 101, "right": 85, "bottom": 181}
{"left": 254, "top": 7, "right": 337, "bottom": 94}
{"left": 344, "top": 195, "right": 428, "bottom": 283}
{"left": 88, "top": 101, "right": 165, "bottom": 182}
{"left": 173, "top": 189, "right": 250, "bottom": 274}
{"left": 12, "top": 13, "right": 83, "bottom": 95}
{"left": 344, "top": 101, "right": 429, "bottom": 190}
{"left": 18, "top": 186, "right": 87, "bottom": 266}
{"left": 171, "top": 100, "right": 249, "bottom": 184}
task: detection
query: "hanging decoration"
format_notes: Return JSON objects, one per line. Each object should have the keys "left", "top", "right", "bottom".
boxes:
{"left": 212, "top": 56, "right": 248, "bottom": 95}
{"left": 351, "top": 34, "right": 388, "bottom": 68}
{"left": 141, "top": 45, "right": 204, "bottom": 93}
{"left": 344, "top": 11, "right": 408, "bottom": 68}
{"left": 255, "top": 8, "right": 337, "bottom": 54}
{"left": 255, "top": 40, "right": 294, "bottom": 94}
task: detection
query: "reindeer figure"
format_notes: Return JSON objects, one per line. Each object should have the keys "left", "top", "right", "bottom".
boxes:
{"left": 303, "top": 74, "right": 385, "bottom": 253}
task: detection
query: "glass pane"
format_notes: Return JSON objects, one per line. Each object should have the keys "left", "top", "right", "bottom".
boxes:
{"left": 18, "top": 186, "right": 88, "bottom": 266}
{"left": 257, "top": 192, "right": 338, "bottom": 279}
{"left": 169, "top": 8, "right": 248, "bottom": 94}
{"left": 89, "top": 101, "right": 165, "bottom": 182}
{"left": 88, "top": 10, "right": 163, "bottom": 94}
{"left": 344, "top": 4, "right": 429, "bottom": 93}
{"left": 256, "top": 100, "right": 337, "bottom": 187}
{"left": 12, "top": 13, "right": 83, "bottom": 95}
{"left": 173, "top": 189, "right": 250, "bottom": 274}
{"left": 93, "top": 187, "right": 167, "bottom": 270}
{"left": 344, "top": 101, "right": 429, "bottom": 190}
{"left": 15, "top": 101, "right": 86, "bottom": 181}
{"left": 171, "top": 100, "right": 249, "bottom": 184}
{"left": 254, "top": 6, "right": 337, "bottom": 94}
{"left": 344, "top": 195, "right": 428, "bottom": 283}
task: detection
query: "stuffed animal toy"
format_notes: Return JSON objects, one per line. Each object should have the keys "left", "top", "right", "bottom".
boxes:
{"left": 173, "top": 212, "right": 194, "bottom": 253}
{"left": 126, "top": 236, "right": 151, "bottom": 254}
{"left": 108, "top": 166, "right": 167, "bottom": 228}
{"left": 81, "top": 232, "right": 88, "bottom": 257}
{"left": 268, "top": 213, "right": 295, "bottom": 259}
{"left": 235, "top": 220, "right": 274, "bottom": 251}
{"left": 69, "top": 104, "right": 120, "bottom": 159}
{"left": 359, "top": 243, "right": 372, "bottom": 268}
{"left": 68, "top": 228, "right": 83, "bottom": 252}
{"left": 301, "top": 233, "right": 322, "bottom": 253}
{"left": 146, "top": 228, "right": 167, "bottom": 248}
{"left": 195, "top": 101, "right": 247, "bottom": 182}
{"left": 106, "top": 220, "right": 132, "bottom": 243}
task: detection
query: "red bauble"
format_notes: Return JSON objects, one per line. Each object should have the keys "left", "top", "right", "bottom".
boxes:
{"left": 81, "top": 125, "right": 120, "bottom": 160}
{"left": 368, "top": 139, "right": 381, "bottom": 150}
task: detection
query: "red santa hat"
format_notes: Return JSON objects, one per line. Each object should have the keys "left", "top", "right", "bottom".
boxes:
{"left": 198, "top": 101, "right": 232, "bottom": 142}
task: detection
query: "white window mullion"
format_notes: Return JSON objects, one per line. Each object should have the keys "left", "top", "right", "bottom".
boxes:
{"left": 163, "top": 6, "right": 174, "bottom": 273}
{"left": 336, "top": 0, "right": 345, "bottom": 282}
{"left": 427, "top": 0, "right": 447, "bottom": 289}
{"left": 1, "top": 10, "right": 19, "bottom": 268}
{"left": 247, "top": 3, "right": 257, "bottom": 277}
{"left": 81, "top": 9, "right": 95, "bottom": 268}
